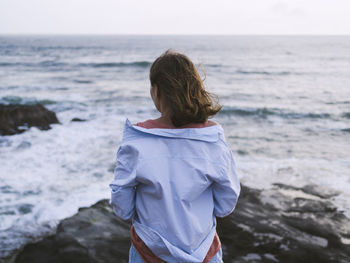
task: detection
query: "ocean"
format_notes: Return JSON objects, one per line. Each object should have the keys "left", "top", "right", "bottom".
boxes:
{"left": 0, "top": 35, "right": 349, "bottom": 258}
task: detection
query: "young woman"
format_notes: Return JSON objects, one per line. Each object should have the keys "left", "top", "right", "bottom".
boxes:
{"left": 110, "top": 49, "right": 240, "bottom": 263}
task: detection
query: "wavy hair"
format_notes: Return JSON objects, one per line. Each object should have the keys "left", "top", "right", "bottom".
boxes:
{"left": 149, "top": 49, "right": 222, "bottom": 127}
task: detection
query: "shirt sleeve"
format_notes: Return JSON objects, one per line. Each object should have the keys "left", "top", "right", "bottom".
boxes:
{"left": 109, "top": 144, "right": 139, "bottom": 220}
{"left": 212, "top": 149, "right": 241, "bottom": 218}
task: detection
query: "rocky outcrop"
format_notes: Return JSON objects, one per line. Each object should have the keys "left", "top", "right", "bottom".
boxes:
{"left": 13, "top": 184, "right": 350, "bottom": 263}
{"left": 14, "top": 200, "right": 131, "bottom": 263}
{"left": 0, "top": 104, "right": 59, "bottom": 136}
{"left": 217, "top": 184, "right": 350, "bottom": 263}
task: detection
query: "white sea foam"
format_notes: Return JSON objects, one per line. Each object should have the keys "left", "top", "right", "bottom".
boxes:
{"left": 0, "top": 109, "right": 127, "bottom": 256}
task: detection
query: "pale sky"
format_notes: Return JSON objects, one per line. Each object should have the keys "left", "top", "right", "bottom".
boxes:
{"left": 1, "top": 0, "right": 349, "bottom": 35}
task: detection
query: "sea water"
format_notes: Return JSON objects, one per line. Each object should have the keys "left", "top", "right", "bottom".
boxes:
{"left": 0, "top": 35, "right": 349, "bottom": 258}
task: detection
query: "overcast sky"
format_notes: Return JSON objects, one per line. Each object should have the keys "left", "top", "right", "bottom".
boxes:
{"left": 1, "top": 0, "right": 349, "bottom": 35}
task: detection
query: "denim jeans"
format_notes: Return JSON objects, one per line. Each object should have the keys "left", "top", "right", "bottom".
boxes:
{"left": 128, "top": 243, "right": 223, "bottom": 263}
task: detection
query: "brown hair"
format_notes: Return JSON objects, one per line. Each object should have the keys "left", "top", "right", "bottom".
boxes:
{"left": 149, "top": 49, "right": 222, "bottom": 127}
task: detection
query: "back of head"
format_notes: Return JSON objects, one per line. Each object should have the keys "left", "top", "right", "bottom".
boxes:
{"left": 149, "top": 49, "right": 222, "bottom": 127}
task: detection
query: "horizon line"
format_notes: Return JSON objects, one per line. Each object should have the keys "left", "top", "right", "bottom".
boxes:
{"left": 1, "top": 33, "right": 350, "bottom": 37}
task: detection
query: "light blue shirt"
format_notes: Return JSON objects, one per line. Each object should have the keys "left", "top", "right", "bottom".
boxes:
{"left": 109, "top": 118, "right": 241, "bottom": 263}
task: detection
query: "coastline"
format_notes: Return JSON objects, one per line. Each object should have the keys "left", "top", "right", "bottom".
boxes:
{"left": 1, "top": 103, "right": 350, "bottom": 262}
{"left": 1, "top": 35, "right": 350, "bottom": 261}
{"left": 4, "top": 183, "right": 350, "bottom": 263}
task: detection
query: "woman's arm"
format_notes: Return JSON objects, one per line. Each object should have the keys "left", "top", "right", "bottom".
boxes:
{"left": 212, "top": 149, "right": 241, "bottom": 217}
{"left": 109, "top": 144, "right": 139, "bottom": 220}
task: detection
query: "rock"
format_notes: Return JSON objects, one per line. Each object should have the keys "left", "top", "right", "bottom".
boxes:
{"left": 14, "top": 200, "right": 131, "bottom": 263}
{"left": 13, "top": 184, "right": 350, "bottom": 263}
{"left": 70, "top": 118, "right": 86, "bottom": 122}
{"left": 0, "top": 104, "right": 60, "bottom": 136}
{"left": 217, "top": 185, "right": 350, "bottom": 263}
{"left": 273, "top": 183, "right": 341, "bottom": 199}
{"left": 17, "top": 204, "right": 34, "bottom": 215}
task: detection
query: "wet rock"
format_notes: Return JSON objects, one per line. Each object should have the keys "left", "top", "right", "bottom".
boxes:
{"left": 0, "top": 104, "right": 60, "bottom": 136}
{"left": 14, "top": 236, "right": 92, "bottom": 263}
{"left": 17, "top": 204, "right": 34, "bottom": 215}
{"left": 13, "top": 184, "right": 350, "bottom": 263}
{"left": 273, "top": 183, "right": 340, "bottom": 199}
{"left": 14, "top": 200, "right": 131, "bottom": 263}
{"left": 217, "top": 184, "right": 350, "bottom": 263}
{"left": 70, "top": 118, "right": 86, "bottom": 122}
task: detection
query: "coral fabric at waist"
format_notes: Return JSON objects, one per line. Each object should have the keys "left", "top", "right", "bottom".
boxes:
{"left": 130, "top": 225, "right": 221, "bottom": 263}
{"left": 130, "top": 118, "right": 221, "bottom": 263}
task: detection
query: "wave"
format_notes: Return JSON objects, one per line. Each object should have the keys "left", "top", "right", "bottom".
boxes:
{"left": 0, "top": 95, "right": 56, "bottom": 105}
{"left": 219, "top": 107, "right": 276, "bottom": 116}
{"left": 206, "top": 64, "right": 222, "bottom": 68}
{"left": 219, "top": 106, "right": 332, "bottom": 119}
{"left": 78, "top": 61, "right": 152, "bottom": 68}
{"left": 0, "top": 61, "right": 66, "bottom": 67}
{"left": 0, "top": 62, "right": 15, "bottom": 67}
{"left": 204, "top": 65, "right": 299, "bottom": 76}
{"left": 39, "top": 61, "right": 66, "bottom": 67}
{"left": 341, "top": 128, "right": 350, "bottom": 133}
{"left": 0, "top": 61, "right": 301, "bottom": 76}
{"left": 74, "top": 79, "right": 93, "bottom": 84}
{"left": 235, "top": 69, "right": 293, "bottom": 76}
{"left": 342, "top": 112, "right": 350, "bottom": 119}
{"left": 0, "top": 61, "right": 152, "bottom": 69}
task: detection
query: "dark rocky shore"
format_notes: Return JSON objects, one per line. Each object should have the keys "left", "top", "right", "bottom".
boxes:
{"left": 2, "top": 103, "right": 349, "bottom": 262}
{"left": 0, "top": 103, "right": 59, "bottom": 135}
{"left": 8, "top": 183, "right": 350, "bottom": 263}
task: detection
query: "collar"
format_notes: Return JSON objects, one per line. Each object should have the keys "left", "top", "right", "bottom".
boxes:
{"left": 122, "top": 118, "right": 223, "bottom": 142}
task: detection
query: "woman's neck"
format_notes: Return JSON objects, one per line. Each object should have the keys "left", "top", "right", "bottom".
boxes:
{"left": 154, "top": 115, "right": 174, "bottom": 126}
{"left": 154, "top": 114, "right": 216, "bottom": 127}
